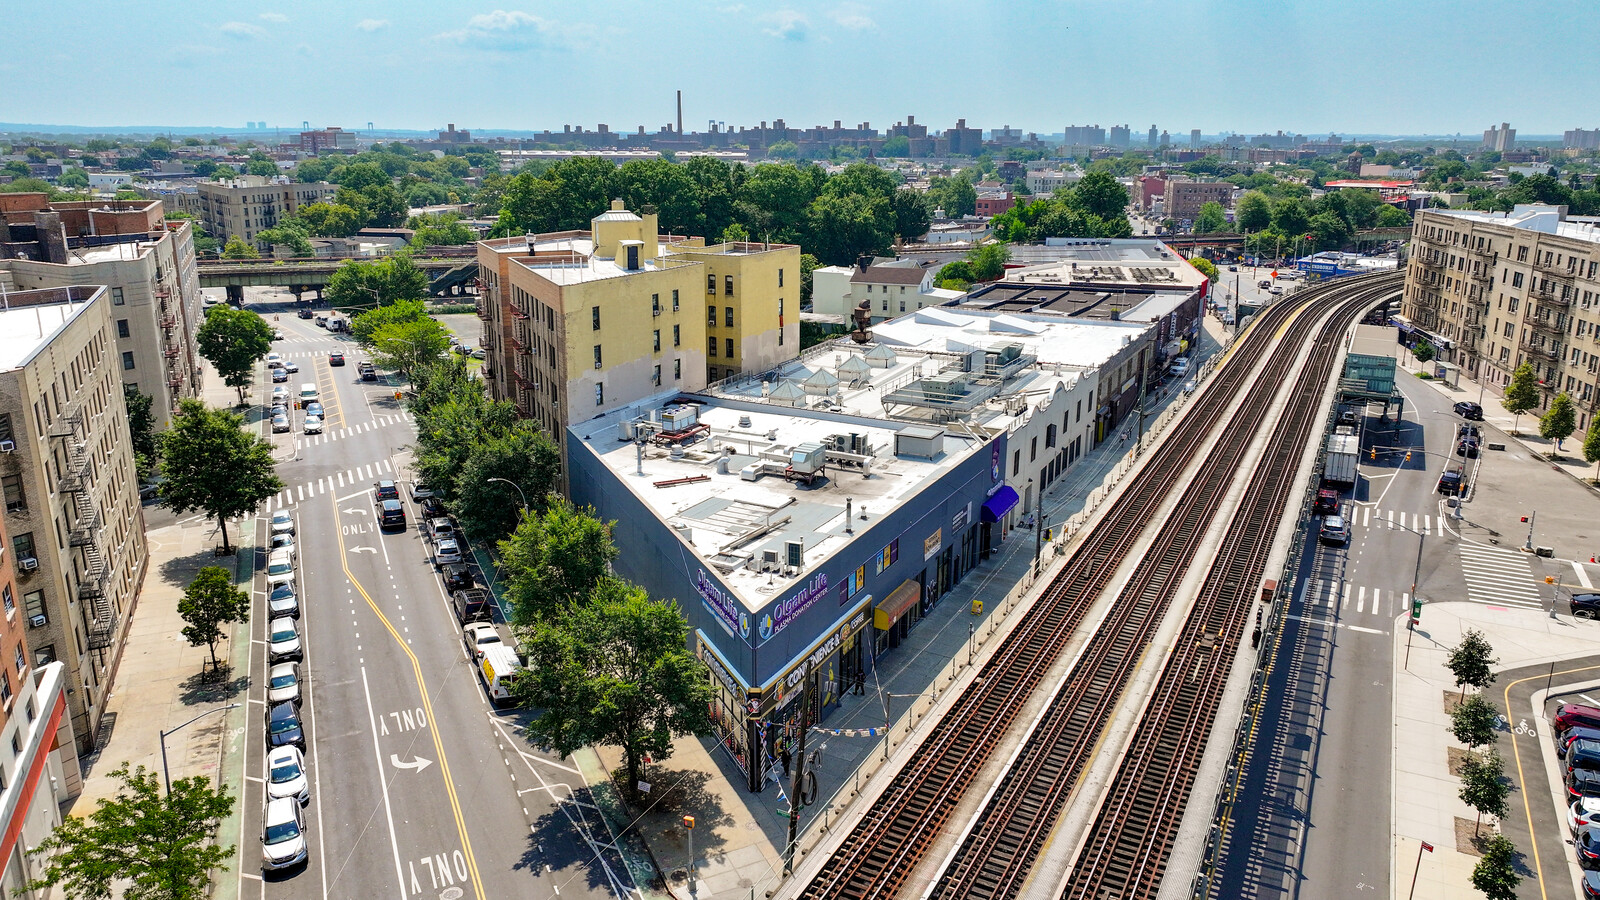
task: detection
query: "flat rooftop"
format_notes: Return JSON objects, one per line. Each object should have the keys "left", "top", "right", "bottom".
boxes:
{"left": 0, "top": 286, "right": 101, "bottom": 371}
{"left": 1432, "top": 204, "right": 1600, "bottom": 246}
{"left": 962, "top": 283, "right": 1194, "bottom": 321}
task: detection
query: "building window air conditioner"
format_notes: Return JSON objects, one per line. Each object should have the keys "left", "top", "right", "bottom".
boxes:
{"left": 0, "top": 441, "right": 13, "bottom": 453}
{"left": 28, "top": 615, "right": 45, "bottom": 628}
{"left": 18, "top": 558, "right": 38, "bottom": 572}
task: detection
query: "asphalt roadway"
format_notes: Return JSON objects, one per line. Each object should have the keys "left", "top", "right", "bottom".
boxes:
{"left": 235, "top": 292, "right": 636, "bottom": 900}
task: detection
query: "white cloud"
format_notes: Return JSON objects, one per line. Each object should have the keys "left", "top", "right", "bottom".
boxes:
{"left": 220, "top": 21, "right": 265, "bottom": 38}
{"left": 829, "top": 4, "right": 876, "bottom": 31}
{"left": 435, "top": 10, "right": 588, "bottom": 50}
{"left": 259, "top": 12, "right": 288, "bottom": 23}
{"left": 762, "top": 9, "right": 807, "bottom": 40}
{"left": 355, "top": 18, "right": 390, "bottom": 32}
{"left": 716, "top": 3, "right": 746, "bottom": 12}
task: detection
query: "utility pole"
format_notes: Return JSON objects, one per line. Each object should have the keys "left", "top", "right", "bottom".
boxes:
{"left": 1032, "top": 483, "right": 1044, "bottom": 576}
{"left": 782, "top": 671, "right": 815, "bottom": 876}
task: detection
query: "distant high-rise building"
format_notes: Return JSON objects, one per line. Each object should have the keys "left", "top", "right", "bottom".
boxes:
{"left": 1148, "top": 125, "right": 1159, "bottom": 147}
{"left": 1160, "top": 131, "right": 1171, "bottom": 147}
{"left": 1110, "top": 125, "right": 1130, "bottom": 149}
{"left": 1482, "top": 122, "right": 1515, "bottom": 152}
{"left": 1564, "top": 128, "right": 1600, "bottom": 150}
{"left": 1062, "top": 124, "right": 1106, "bottom": 147}
{"left": 1190, "top": 129, "right": 1202, "bottom": 147}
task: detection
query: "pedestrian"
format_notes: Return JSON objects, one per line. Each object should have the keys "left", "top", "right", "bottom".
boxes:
{"left": 780, "top": 743, "right": 792, "bottom": 778}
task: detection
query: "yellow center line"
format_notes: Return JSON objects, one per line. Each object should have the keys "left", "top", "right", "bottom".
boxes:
{"left": 332, "top": 494, "right": 484, "bottom": 900}
{"left": 1505, "top": 663, "right": 1600, "bottom": 900}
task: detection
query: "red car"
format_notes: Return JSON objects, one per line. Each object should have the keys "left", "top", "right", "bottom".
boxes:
{"left": 1557, "top": 704, "right": 1600, "bottom": 734}
{"left": 1314, "top": 489, "right": 1340, "bottom": 515}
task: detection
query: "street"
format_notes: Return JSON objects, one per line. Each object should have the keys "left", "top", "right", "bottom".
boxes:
{"left": 235, "top": 293, "right": 636, "bottom": 900}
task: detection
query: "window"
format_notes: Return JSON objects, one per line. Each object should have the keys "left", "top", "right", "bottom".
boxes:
{"left": 778, "top": 298, "right": 784, "bottom": 316}
{"left": 0, "top": 587, "right": 10, "bottom": 615}
{"left": 1046, "top": 424, "right": 1057, "bottom": 448}
{"left": 1517, "top": 245, "right": 1528, "bottom": 262}
{"left": 1012, "top": 449, "right": 1020, "bottom": 477}
{"left": 674, "top": 359, "right": 681, "bottom": 380}
{"left": 708, "top": 306, "right": 717, "bottom": 327}
{"left": 673, "top": 324, "right": 680, "bottom": 347}
{"left": 594, "top": 384, "right": 604, "bottom": 406}
{"left": 0, "top": 671, "right": 10, "bottom": 707}
{"left": 111, "top": 287, "right": 124, "bottom": 306}
{"left": 725, "top": 338, "right": 734, "bottom": 358}
{"left": 116, "top": 319, "right": 130, "bottom": 339}
{"left": 592, "top": 306, "right": 601, "bottom": 330}
{"left": 1030, "top": 436, "right": 1037, "bottom": 461}
{"left": 592, "top": 345, "right": 603, "bottom": 369}
{"left": 725, "top": 307, "right": 734, "bottom": 327}
{"left": 900, "top": 301, "right": 906, "bottom": 312}
{"left": 707, "top": 275, "right": 716, "bottom": 295}
{"left": 0, "top": 413, "right": 11, "bottom": 443}
{"left": 1511, "top": 272, "right": 1523, "bottom": 288}
{"left": 725, "top": 275, "right": 734, "bottom": 296}
{"left": 653, "top": 365, "right": 662, "bottom": 386}
{"left": 778, "top": 328, "right": 784, "bottom": 346}
{"left": 672, "top": 289, "right": 680, "bottom": 311}
{"left": 881, "top": 299, "right": 888, "bottom": 312}
{"left": 2, "top": 475, "right": 23, "bottom": 513}
{"left": 121, "top": 351, "right": 136, "bottom": 370}
{"left": 652, "top": 294, "right": 661, "bottom": 317}
{"left": 12, "top": 644, "right": 21, "bottom": 676}
{"left": 13, "top": 534, "right": 33, "bottom": 562}
{"left": 708, "top": 337, "right": 718, "bottom": 357}
{"left": 779, "top": 268, "right": 784, "bottom": 287}
{"left": 653, "top": 330, "right": 661, "bottom": 352}
{"left": 708, "top": 366, "right": 718, "bottom": 381}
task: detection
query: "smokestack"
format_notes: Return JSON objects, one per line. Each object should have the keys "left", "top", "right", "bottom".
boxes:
{"left": 676, "top": 91, "right": 683, "bottom": 136}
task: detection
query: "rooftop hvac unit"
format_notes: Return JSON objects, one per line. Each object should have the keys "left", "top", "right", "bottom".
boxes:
{"left": 761, "top": 549, "right": 780, "bottom": 572}
{"left": 785, "top": 540, "right": 804, "bottom": 570}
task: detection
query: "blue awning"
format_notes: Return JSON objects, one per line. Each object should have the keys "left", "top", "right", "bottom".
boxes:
{"left": 981, "top": 485, "right": 1020, "bottom": 523}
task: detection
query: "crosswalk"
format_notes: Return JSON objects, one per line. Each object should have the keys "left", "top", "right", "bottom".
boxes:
{"left": 1459, "top": 542, "right": 1545, "bottom": 609}
{"left": 1301, "top": 577, "right": 1406, "bottom": 624}
{"left": 264, "top": 459, "right": 394, "bottom": 511}
{"left": 293, "top": 413, "right": 411, "bottom": 448}
{"left": 1348, "top": 506, "right": 1452, "bottom": 537}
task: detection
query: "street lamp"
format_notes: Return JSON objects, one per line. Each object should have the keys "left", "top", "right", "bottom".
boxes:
{"left": 160, "top": 704, "right": 240, "bottom": 794}
{"left": 486, "top": 477, "right": 528, "bottom": 512}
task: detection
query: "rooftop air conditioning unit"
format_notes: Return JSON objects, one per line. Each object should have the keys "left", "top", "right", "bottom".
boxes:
{"left": 761, "top": 549, "right": 780, "bottom": 572}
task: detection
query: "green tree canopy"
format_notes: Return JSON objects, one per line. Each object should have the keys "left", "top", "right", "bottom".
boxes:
{"left": 1192, "top": 201, "right": 1228, "bottom": 235}
{"left": 194, "top": 305, "right": 273, "bottom": 404}
{"left": 407, "top": 213, "right": 477, "bottom": 246}
{"left": 500, "top": 498, "right": 619, "bottom": 625}
{"left": 767, "top": 140, "right": 799, "bottom": 159}
{"left": 178, "top": 566, "right": 250, "bottom": 673}
{"left": 804, "top": 192, "right": 894, "bottom": 266}
{"left": 26, "top": 764, "right": 235, "bottom": 900}
{"left": 1539, "top": 391, "right": 1577, "bottom": 450}
{"left": 1189, "top": 256, "right": 1219, "bottom": 280}
{"left": 156, "top": 400, "right": 283, "bottom": 553}
{"left": 1445, "top": 628, "right": 1498, "bottom": 701}
{"left": 450, "top": 424, "right": 562, "bottom": 544}
{"left": 925, "top": 175, "right": 978, "bottom": 218}
{"left": 799, "top": 253, "right": 819, "bottom": 304}
{"left": 1072, "top": 171, "right": 1130, "bottom": 221}
{"left": 1502, "top": 362, "right": 1540, "bottom": 433}
{"left": 1470, "top": 834, "right": 1520, "bottom": 900}
{"left": 1234, "top": 191, "right": 1274, "bottom": 232}
{"left": 219, "top": 236, "right": 258, "bottom": 260}
{"left": 124, "top": 386, "right": 158, "bottom": 479}
{"left": 325, "top": 253, "right": 429, "bottom": 310}
{"left": 1270, "top": 198, "right": 1309, "bottom": 237}
{"left": 256, "top": 222, "right": 314, "bottom": 257}
{"left": 1450, "top": 692, "right": 1500, "bottom": 750}
{"left": 892, "top": 187, "right": 932, "bottom": 241}
{"left": 1582, "top": 410, "right": 1600, "bottom": 482}
{"left": 369, "top": 317, "right": 451, "bottom": 385}
{"left": 293, "top": 202, "right": 364, "bottom": 238}
{"left": 1374, "top": 204, "right": 1411, "bottom": 227}
{"left": 1457, "top": 749, "right": 1510, "bottom": 834}
{"left": 1412, "top": 340, "right": 1436, "bottom": 364}
{"left": 516, "top": 576, "right": 713, "bottom": 800}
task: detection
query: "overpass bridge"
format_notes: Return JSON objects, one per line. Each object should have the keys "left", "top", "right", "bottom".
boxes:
{"left": 197, "top": 248, "right": 479, "bottom": 302}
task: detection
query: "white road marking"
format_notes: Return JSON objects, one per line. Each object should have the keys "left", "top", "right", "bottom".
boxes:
{"left": 1576, "top": 562, "right": 1594, "bottom": 590}
{"left": 1342, "top": 582, "right": 1351, "bottom": 609}
{"left": 359, "top": 667, "right": 408, "bottom": 899}
{"left": 1357, "top": 585, "right": 1366, "bottom": 613}
{"left": 1286, "top": 614, "right": 1385, "bottom": 634}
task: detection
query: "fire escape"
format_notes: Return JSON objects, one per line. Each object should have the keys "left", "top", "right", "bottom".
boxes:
{"left": 51, "top": 406, "right": 117, "bottom": 654}
{"left": 156, "top": 283, "right": 185, "bottom": 398}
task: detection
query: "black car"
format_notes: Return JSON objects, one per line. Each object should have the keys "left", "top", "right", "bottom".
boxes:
{"left": 297, "top": 308, "right": 313, "bottom": 319}
{"left": 1438, "top": 470, "right": 1464, "bottom": 495}
{"left": 1454, "top": 401, "right": 1484, "bottom": 420}
{"left": 452, "top": 588, "right": 493, "bottom": 623}
{"left": 374, "top": 480, "right": 400, "bottom": 501}
{"left": 420, "top": 496, "right": 446, "bottom": 519}
{"left": 1573, "top": 593, "right": 1600, "bottom": 619}
{"left": 267, "top": 701, "right": 305, "bottom": 749}
{"left": 378, "top": 499, "right": 406, "bottom": 529}
{"left": 1456, "top": 438, "right": 1480, "bottom": 458}
{"left": 329, "top": 351, "right": 345, "bottom": 366}
{"left": 441, "top": 563, "right": 474, "bottom": 591}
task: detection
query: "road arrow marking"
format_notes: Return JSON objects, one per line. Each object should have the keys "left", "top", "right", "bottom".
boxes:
{"left": 343, "top": 507, "right": 369, "bottom": 515}
{"left": 390, "top": 754, "right": 433, "bottom": 773}
{"left": 349, "top": 546, "right": 378, "bottom": 554}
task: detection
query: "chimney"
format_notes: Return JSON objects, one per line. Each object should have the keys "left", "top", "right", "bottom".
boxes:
{"left": 447, "top": 124, "right": 455, "bottom": 133}
{"left": 907, "top": 115, "right": 915, "bottom": 126}
{"left": 857, "top": 255, "right": 872, "bottom": 272}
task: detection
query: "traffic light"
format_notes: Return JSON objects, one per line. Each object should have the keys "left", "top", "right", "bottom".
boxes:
{"left": 1410, "top": 596, "right": 1423, "bottom": 628}
{"left": 1371, "top": 447, "right": 1377, "bottom": 460}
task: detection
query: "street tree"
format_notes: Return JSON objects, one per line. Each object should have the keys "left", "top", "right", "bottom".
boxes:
{"left": 1450, "top": 692, "right": 1500, "bottom": 750}
{"left": 1189, "top": 256, "right": 1219, "bottom": 280}
{"left": 351, "top": 299, "right": 428, "bottom": 348}
{"left": 219, "top": 235, "right": 258, "bottom": 259}
{"left": 1446, "top": 628, "right": 1498, "bottom": 702}
{"left": 194, "top": 305, "right": 273, "bottom": 404}
{"left": 124, "top": 386, "right": 158, "bottom": 480}
{"left": 369, "top": 317, "right": 451, "bottom": 385}
{"left": 1539, "top": 391, "right": 1577, "bottom": 452}
{"left": 499, "top": 498, "right": 618, "bottom": 625}
{"left": 1457, "top": 749, "right": 1511, "bottom": 836}
{"left": 1192, "top": 201, "right": 1228, "bottom": 235}
{"left": 26, "top": 764, "right": 234, "bottom": 900}
{"left": 1502, "top": 362, "right": 1540, "bottom": 434}
{"left": 1412, "top": 340, "right": 1436, "bottom": 364}
{"left": 1583, "top": 410, "right": 1600, "bottom": 483}
{"left": 925, "top": 175, "right": 977, "bottom": 218}
{"left": 516, "top": 577, "right": 713, "bottom": 801}
{"left": 407, "top": 213, "right": 477, "bottom": 246}
{"left": 156, "top": 399, "right": 283, "bottom": 554}
{"left": 450, "top": 424, "right": 562, "bottom": 544}
{"left": 799, "top": 253, "right": 819, "bottom": 305}
{"left": 178, "top": 566, "right": 250, "bottom": 673}
{"left": 1072, "top": 171, "right": 1129, "bottom": 221}
{"left": 1235, "top": 191, "right": 1273, "bottom": 232}
{"left": 892, "top": 188, "right": 932, "bottom": 242}
{"left": 1470, "top": 833, "right": 1520, "bottom": 900}
{"left": 324, "top": 253, "right": 429, "bottom": 310}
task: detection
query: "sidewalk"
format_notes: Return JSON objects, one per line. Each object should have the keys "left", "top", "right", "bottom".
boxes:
{"left": 1392, "top": 599, "right": 1599, "bottom": 900}
{"left": 582, "top": 320, "right": 1230, "bottom": 900}
{"left": 67, "top": 359, "right": 257, "bottom": 900}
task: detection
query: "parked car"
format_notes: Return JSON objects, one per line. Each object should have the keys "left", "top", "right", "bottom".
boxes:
{"left": 1583, "top": 869, "right": 1600, "bottom": 898}
{"left": 1571, "top": 767, "right": 1600, "bottom": 801}
{"left": 410, "top": 482, "right": 437, "bottom": 501}
{"left": 261, "top": 797, "right": 308, "bottom": 871}
{"left": 267, "top": 617, "right": 302, "bottom": 662}
{"left": 266, "top": 550, "right": 295, "bottom": 587}
{"left": 428, "top": 517, "right": 457, "bottom": 541}
{"left": 266, "top": 701, "right": 305, "bottom": 750}
{"left": 1571, "top": 739, "right": 1600, "bottom": 776}
{"left": 358, "top": 361, "right": 377, "bottom": 381}
{"left": 268, "top": 583, "right": 299, "bottom": 618}
{"left": 329, "top": 351, "right": 345, "bottom": 366}
{"left": 272, "top": 386, "right": 289, "bottom": 404}
{"left": 1456, "top": 438, "right": 1480, "bottom": 458}
{"left": 1437, "top": 470, "right": 1464, "bottom": 495}
{"left": 452, "top": 588, "right": 492, "bottom": 623}
{"left": 463, "top": 622, "right": 502, "bottom": 660}
{"left": 272, "top": 367, "right": 290, "bottom": 383}
{"left": 267, "top": 661, "right": 301, "bottom": 706}
{"left": 272, "top": 413, "right": 291, "bottom": 433}
{"left": 441, "top": 563, "right": 474, "bottom": 592}
{"left": 1556, "top": 704, "right": 1600, "bottom": 733}
{"left": 270, "top": 510, "right": 295, "bottom": 535}
{"left": 1454, "top": 401, "right": 1485, "bottom": 420}
{"left": 1168, "top": 357, "right": 1190, "bottom": 377}
{"left": 434, "top": 538, "right": 463, "bottom": 566}
{"left": 1319, "top": 515, "right": 1349, "bottom": 545}
{"left": 374, "top": 480, "right": 400, "bottom": 501}
{"left": 1314, "top": 488, "right": 1340, "bottom": 515}
{"left": 265, "top": 353, "right": 284, "bottom": 369}
{"left": 1581, "top": 823, "right": 1600, "bottom": 869}
{"left": 420, "top": 497, "right": 446, "bottom": 519}
{"left": 1567, "top": 728, "right": 1600, "bottom": 759}
{"left": 303, "top": 415, "right": 323, "bottom": 435}
{"left": 266, "top": 745, "right": 310, "bottom": 804}
{"left": 1571, "top": 798, "right": 1600, "bottom": 835}
{"left": 1572, "top": 593, "right": 1600, "bottom": 619}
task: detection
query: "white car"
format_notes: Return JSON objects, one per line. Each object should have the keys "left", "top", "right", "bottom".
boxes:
{"left": 261, "top": 797, "right": 308, "bottom": 871}
{"left": 1571, "top": 797, "right": 1600, "bottom": 835}
{"left": 1169, "top": 357, "right": 1190, "bottom": 377}
{"left": 409, "top": 482, "right": 437, "bottom": 501}
{"left": 463, "top": 622, "right": 502, "bottom": 660}
{"left": 270, "top": 532, "right": 296, "bottom": 559}
{"left": 265, "top": 353, "right": 284, "bottom": 369}
{"left": 266, "top": 745, "right": 310, "bottom": 805}
{"left": 265, "top": 549, "right": 295, "bottom": 588}
{"left": 434, "top": 538, "right": 463, "bottom": 566}
{"left": 284, "top": 361, "right": 300, "bottom": 374}
{"left": 268, "top": 584, "right": 299, "bottom": 618}
{"left": 303, "top": 415, "right": 323, "bottom": 435}
{"left": 267, "top": 661, "right": 301, "bottom": 706}
{"left": 271, "top": 386, "right": 289, "bottom": 404}
{"left": 267, "top": 617, "right": 301, "bottom": 661}
{"left": 270, "top": 510, "right": 295, "bottom": 535}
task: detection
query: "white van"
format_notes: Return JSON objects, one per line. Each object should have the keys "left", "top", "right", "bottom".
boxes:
{"left": 479, "top": 645, "right": 522, "bottom": 707}
{"left": 296, "top": 384, "right": 319, "bottom": 409}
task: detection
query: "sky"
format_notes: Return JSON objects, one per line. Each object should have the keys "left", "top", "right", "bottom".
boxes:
{"left": 4, "top": 0, "right": 1598, "bottom": 137}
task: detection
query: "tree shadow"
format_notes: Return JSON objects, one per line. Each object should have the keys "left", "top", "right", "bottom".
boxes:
{"left": 156, "top": 543, "right": 233, "bottom": 589}
{"left": 178, "top": 665, "right": 249, "bottom": 707}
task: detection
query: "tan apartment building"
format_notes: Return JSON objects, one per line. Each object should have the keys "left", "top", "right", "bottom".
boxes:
{"left": 1402, "top": 205, "right": 1600, "bottom": 429}
{"left": 0, "top": 285, "right": 147, "bottom": 756}
{"left": 0, "top": 195, "right": 203, "bottom": 429}
{"left": 476, "top": 201, "right": 800, "bottom": 462}
{"left": 0, "top": 507, "right": 82, "bottom": 898}
{"left": 1162, "top": 179, "right": 1233, "bottom": 221}
{"left": 196, "top": 174, "right": 337, "bottom": 246}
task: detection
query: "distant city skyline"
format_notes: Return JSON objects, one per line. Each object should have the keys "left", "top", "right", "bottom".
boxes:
{"left": 4, "top": 0, "right": 1596, "bottom": 135}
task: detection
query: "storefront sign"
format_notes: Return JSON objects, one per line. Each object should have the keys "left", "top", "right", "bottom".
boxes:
{"left": 783, "top": 608, "right": 869, "bottom": 693}
{"left": 696, "top": 569, "right": 749, "bottom": 642}
{"left": 991, "top": 443, "right": 1001, "bottom": 482}
{"left": 924, "top": 528, "right": 942, "bottom": 561}
{"left": 698, "top": 640, "right": 742, "bottom": 699}
{"left": 758, "top": 572, "right": 830, "bottom": 643}
{"left": 953, "top": 503, "right": 970, "bottom": 532}
{"left": 875, "top": 539, "right": 899, "bottom": 575}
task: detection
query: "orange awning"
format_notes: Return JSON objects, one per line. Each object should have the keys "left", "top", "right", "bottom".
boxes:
{"left": 874, "top": 580, "right": 922, "bottom": 630}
